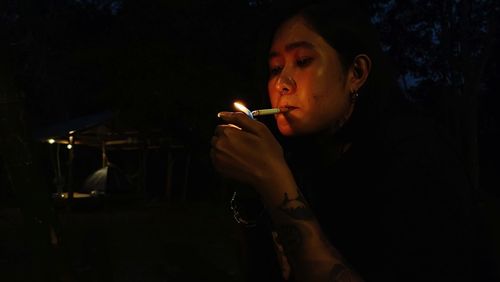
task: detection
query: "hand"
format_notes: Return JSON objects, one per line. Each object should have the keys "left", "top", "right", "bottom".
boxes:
{"left": 210, "top": 111, "right": 287, "bottom": 190}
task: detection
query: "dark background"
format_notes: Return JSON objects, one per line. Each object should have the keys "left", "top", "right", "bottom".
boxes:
{"left": 1, "top": 0, "right": 499, "bottom": 281}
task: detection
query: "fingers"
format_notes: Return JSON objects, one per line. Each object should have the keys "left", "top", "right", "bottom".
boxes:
{"left": 211, "top": 112, "right": 274, "bottom": 184}
{"left": 212, "top": 123, "right": 244, "bottom": 144}
{"left": 210, "top": 123, "right": 246, "bottom": 168}
{"left": 217, "top": 111, "right": 264, "bottom": 135}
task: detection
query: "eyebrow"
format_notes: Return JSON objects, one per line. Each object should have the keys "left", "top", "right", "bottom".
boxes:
{"left": 269, "top": 41, "right": 315, "bottom": 59}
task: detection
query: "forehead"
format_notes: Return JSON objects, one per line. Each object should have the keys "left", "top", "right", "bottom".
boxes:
{"left": 271, "top": 16, "right": 326, "bottom": 50}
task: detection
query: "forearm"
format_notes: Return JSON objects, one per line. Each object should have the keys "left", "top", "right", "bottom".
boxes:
{"left": 256, "top": 167, "right": 363, "bottom": 282}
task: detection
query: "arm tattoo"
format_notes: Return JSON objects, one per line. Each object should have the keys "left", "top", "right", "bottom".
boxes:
{"left": 275, "top": 224, "right": 302, "bottom": 255}
{"left": 274, "top": 193, "right": 361, "bottom": 281}
{"left": 274, "top": 193, "right": 312, "bottom": 256}
{"left": 278, "top": 192, "right": 313, "bottom": 220}
{"left": 329, "top": 264, "right": 355, "bottom": 282}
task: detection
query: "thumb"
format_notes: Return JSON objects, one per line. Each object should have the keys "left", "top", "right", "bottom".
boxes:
{"left": 217, "top": 111, "right": 262, "bottom": 135}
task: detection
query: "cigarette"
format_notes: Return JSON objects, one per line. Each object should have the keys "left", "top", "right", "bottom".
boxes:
{"left": 251, "top": 107, "right": 289, "bottom": 116}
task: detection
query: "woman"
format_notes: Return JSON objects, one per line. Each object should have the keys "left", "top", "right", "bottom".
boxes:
{"left": 211, "top": 1, "right": 480, "bottom": 281}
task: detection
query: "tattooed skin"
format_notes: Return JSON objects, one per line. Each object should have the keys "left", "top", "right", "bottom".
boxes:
{"left": 329, "top": 264, "right": 355, "bottom": 282}
{"left": 275, "top": 224, "right": 302, "bottom": 255}
{"left": 275, "top": 192, "right": 312, "bottom": 257}
{"left": 273, "top": 192, "right": 361, "bottom": 282}
{"left": 278, "top": 192, "right": 314, "bottom": 220}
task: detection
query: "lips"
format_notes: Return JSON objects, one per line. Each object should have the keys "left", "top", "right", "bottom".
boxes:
{"left": 280, "top": 105, "right": 298, "bottom": 111}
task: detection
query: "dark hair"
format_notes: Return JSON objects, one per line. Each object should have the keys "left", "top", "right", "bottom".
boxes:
{"left": 254, "top": 0, "right": 409, "bottom": 130}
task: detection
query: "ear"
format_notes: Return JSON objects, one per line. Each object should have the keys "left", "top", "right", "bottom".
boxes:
{"left": 348, "top": 54, "right": 371, "bottom": 92}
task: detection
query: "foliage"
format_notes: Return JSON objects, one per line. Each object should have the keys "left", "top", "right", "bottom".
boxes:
{"left": 369, "top": 0, "right": 499, "bottom": 118}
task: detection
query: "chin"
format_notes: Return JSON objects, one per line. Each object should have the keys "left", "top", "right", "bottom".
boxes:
{"left": 277, "top": 116, "right": 310, "bottom": 136}
{"left": 277, "top": 123, "right": 295, "bottom": 136}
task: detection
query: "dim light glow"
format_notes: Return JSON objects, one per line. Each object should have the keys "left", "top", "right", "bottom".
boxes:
{"left": 233, "top": 102, "right": 254, "bottom": 119}
{"left": 228, "top": 101, "right": 288, "bottom": 119}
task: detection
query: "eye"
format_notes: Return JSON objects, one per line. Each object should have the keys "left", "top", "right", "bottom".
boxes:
{"left": 269, "top": 65, "right": 283, "bottom": 77}
{"left": 296, "top": 57, "right": 313, "bottom": 68}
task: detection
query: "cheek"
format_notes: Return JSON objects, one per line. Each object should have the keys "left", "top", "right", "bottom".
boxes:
{"left": 302, "top": 68, "right": 337, "bottom": 104}
{"left": 302, "top": 68, "right": 349, "bottom": 124}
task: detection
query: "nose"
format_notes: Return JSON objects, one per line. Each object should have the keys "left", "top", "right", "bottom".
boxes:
{"left": 275, "top": 74, "right": 296, "bottom": 95}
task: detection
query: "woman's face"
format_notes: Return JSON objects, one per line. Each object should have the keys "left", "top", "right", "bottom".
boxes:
{"left": 268, "top": 16, "right": 352, "bottom": 136}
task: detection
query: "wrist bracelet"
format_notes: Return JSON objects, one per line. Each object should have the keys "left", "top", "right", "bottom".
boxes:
{"left": 230, "top": 191, "right": 264, "bottom": 228}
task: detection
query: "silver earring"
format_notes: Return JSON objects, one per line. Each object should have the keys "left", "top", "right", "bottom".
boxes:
{"left": 350, "top": 89, "right": 359, "bottom": 103}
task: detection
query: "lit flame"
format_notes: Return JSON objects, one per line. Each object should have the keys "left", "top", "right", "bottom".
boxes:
{"left": 233, "top": 102, "right": 254, "bottom": 118}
